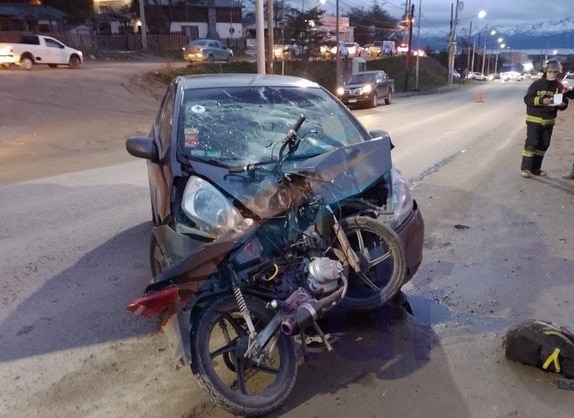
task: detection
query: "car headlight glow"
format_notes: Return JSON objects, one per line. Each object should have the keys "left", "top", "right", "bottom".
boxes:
{"left": 181, "top": 177, "right": 244, "bottom": 238}
{"left": 336, "top": 86, "right": 344, "bottom": 96}
{"left": 389, "top": 167, "right": 413, "bottom": 229}
{"left": 361, "top": 84, "right": 373, "bottom": 94}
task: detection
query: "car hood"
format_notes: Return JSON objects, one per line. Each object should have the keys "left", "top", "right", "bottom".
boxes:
{"left": 344, "top": 82, "right": 375, "bottom": 89}
{"left": 189, "top": 138, "right": 392, "bottom": 220}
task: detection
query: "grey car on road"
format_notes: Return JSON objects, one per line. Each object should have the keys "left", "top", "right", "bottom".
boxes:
{"left": 182, "top": 39, "right": 233, "bottom": 63}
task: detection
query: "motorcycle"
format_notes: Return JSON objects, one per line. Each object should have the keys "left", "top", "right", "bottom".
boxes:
{"left": 126, "top": 115, "right": 423, "bottom": 417}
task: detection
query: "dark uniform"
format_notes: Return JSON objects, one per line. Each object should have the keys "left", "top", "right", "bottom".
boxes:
{"left": 521, "top": 60, "right": 568, "bottom": 177}
{"left": 562, "top": 87, "right": 574, "bottom": 179}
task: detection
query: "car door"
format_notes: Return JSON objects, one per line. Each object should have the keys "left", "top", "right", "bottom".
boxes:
{"left": 43, "top": 37, "right": 67, "bottom": 64}
{"left": 375, "top": 72, "right": 385, "bottom": 97}
{"left": 149, "top": 80, "right": 177, "bottom": 223}
{"left": 210, "top": 41, "right": 224, "bottom": 60}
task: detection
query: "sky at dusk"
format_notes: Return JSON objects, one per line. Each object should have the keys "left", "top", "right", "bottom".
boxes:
{"left": 330, "top": 0, "right": 572, "bottom": 34}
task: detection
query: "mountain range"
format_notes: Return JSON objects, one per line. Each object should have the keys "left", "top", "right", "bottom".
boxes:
{"left": 414, "top": 16, "right": 574, "bottom": 54}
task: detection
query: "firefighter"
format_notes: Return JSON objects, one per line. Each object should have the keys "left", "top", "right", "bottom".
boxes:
{"left": 521, "top": 59, "right": 569, "bottom": 178}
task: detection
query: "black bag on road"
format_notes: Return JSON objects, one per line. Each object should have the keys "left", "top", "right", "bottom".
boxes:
{"left": 503, "top": 320, "right": 574, "bottom": 379}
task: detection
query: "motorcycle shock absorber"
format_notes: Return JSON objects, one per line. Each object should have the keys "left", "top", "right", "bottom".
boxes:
{"left": 233, "top": 285, "right": 257, "bottom": 338}
{"left": 326, "top": 205, "right": 361, "bottom": 273}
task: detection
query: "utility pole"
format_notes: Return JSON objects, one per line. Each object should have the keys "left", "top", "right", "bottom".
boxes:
{"left": 255, "top": 0, "right": 265, "bottom": 74}
{"left": 138, "top": 0, "right": 147, "bottom": 52}
{"left": 335, "top": 0, "right": 340, "bottom": 90}
{"left": 404, "top": 2, "right": 414, "bottom": 91}
{"left": 447, "top": 0, "right": 461, "bottom": 86}
{"left": 267, "top": 0, "right": 274, "bottom": 74}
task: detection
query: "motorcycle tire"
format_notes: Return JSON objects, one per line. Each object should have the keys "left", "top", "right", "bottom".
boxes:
{"left": 190, "top": 295, "right": 298, "bottom": 417}
{"left": 336, "top": 216, "right": 407, "bottom": 311}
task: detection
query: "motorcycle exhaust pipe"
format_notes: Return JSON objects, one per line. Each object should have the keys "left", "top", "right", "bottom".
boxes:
{"left": 280, "top": 287, "right": 345, "bottom": 335}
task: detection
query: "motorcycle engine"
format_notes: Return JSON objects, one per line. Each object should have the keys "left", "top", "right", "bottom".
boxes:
{"left": 306, "top": 257, "right": 344, "bottom": 295}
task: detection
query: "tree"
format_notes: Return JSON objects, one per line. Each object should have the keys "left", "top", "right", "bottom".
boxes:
{"left": 346, "top": 2, "right": 399, "bottom": 46}
{"left": 43, "top": 0, "right": 92, "bottom": 24}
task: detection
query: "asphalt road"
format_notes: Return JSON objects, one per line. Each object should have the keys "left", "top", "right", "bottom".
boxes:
{"left": 1, "top": 63, "right": 573, "bottom": 417}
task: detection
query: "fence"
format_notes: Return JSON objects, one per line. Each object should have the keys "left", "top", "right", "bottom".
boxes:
{"left": 0, "top": 31, "right": 247, "bottom": 53}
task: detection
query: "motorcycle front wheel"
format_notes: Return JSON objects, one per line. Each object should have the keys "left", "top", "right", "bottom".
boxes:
{"left": 190, "top": 295, "right": 298, "bottom": 417}
{"left": 336, "top": 216, "right": 406, "bottom": 311}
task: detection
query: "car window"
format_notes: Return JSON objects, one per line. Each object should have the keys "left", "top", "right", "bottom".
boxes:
{"left": 177, "top": 86, "right": 368, "bottom": 166}
{"left": 348, "top": 74, "right": 375, "bottom": 84}
{"left": 45, "top": 38, "right": 64, "bottom": 49}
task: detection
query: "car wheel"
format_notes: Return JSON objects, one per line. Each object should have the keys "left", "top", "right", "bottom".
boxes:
{"left": 370, "top": 92, "right": 378, "bottom": 108}
{"left": 48, "top": 64, "right": 58, "bottom": 68}
{"left": 207, "top": 54, "right": 214, "bottom": 63}
{"left": 20, "top": 57, "right": 33, "bottom": 71}
{"left": 226, "top": 54, "right": 233, "bottom": 62}
{"left": 385, "top": 90, "right": 392, "bottom": 105}
{"left": 68, "top": 56, "right": 81, "bottom": 69}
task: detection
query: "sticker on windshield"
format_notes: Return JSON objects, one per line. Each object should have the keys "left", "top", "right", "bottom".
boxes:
{"left": 190, "top": 105, "right": 206, "bottom": 114}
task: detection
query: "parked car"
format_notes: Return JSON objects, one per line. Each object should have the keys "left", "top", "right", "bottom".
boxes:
{"left": 0, "top": 34, "right": 82, "bottom": 70}
{"left": 467, "top": 71, "right": 487, "bottom": 81}
{"left": 561, "top": 72, "right": 574, "bottom": 90}
{"left": 340, "top": 42, "right": 362, "bottom": 57}
{"left": 362, "top": 43, "right": 373, "bottom": 56}
{"left": 450, "top": 69, "right": 462, "bottom": 81}
{"left": 500, "top": 71, "right": 524, "bottom": 82}
{"left": 336, "top": 70, "right": 394, "bottom": 108}
{"left": 182, "top": 39, "right": 233, "bottom": 63}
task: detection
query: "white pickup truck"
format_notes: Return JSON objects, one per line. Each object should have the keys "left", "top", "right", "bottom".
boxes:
{"left": 0, "top": 34, "right": 83, "bottom": 70}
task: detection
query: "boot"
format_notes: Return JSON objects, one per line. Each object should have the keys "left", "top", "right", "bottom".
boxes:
{"left": 531, "top": 155, "right": 545, "bottom": 176}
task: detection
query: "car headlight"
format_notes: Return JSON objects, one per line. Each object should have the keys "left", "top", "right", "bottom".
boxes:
{"left": 336, "top": 86, "right": 344, "bottom": 96}
{"left": 361, "top": 84, "right": 373, "bottom": 94}
{"left": 181, "top": 177, "right": 244, "bottom": 238}
{"left": 389, "top": 167, "right": 413, "bottom": 229}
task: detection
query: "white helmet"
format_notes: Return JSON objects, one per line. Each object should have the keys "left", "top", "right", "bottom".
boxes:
{"left": 542, "top": 59, "right": 562, "bottom": 74}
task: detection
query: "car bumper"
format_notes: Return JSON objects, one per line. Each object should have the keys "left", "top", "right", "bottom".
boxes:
{"left": 183, "top": 52, "right": 206, "bottom": 62}
{"left": 395, "top": 201, "right": 424, "bottom": 284}
{"left": 338, "top": 94, "right": 372, "bottom": 106}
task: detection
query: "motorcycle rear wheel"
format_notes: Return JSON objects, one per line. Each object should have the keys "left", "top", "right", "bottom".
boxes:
{"left": 336, "top": 216, "right": 406, "bottom": 311}
{"left": 191, "top": 295, "right": 297, "bottom": 417}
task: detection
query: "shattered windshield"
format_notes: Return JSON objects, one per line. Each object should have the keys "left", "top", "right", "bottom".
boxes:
{"left": 177, "top": 86, "right": 367, "bottom": 167}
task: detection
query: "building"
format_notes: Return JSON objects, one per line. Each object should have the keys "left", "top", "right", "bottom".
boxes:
{"left": 0, "top": 1, "right": 65, "bottom": 32}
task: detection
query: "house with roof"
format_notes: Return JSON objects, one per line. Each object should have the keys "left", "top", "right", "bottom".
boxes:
{"left": 0, "top": 1, "right": 65, "bottom": 32}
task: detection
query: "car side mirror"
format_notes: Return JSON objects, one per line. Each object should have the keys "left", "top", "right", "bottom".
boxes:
{"left": 126, "top": 137, "right": 159, "bottom": 162}
{"left": 369, "top": 129, "right": 395, "bottom": 149}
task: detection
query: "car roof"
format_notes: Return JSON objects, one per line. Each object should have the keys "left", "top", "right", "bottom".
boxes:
{"left": 351, "top": 71, "right": 382, "bottom": 75}
{"left": 177, "top": 74, "right": 321, "bottom": 90}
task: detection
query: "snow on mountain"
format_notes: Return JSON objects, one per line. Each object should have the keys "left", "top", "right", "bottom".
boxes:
{"left": 417, "top": 17, "right": 574, "bottom": 53}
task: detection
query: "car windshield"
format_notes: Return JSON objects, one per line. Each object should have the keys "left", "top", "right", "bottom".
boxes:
{"left": 177, "top": 86, "right": 367, "bottom": 167}
{"left": 347, "top": 73, "right": 375, "bottom": 84}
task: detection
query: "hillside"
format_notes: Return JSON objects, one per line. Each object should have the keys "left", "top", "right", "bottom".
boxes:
{"left": 150, "top": 55, "right": 451, "bottom": 94}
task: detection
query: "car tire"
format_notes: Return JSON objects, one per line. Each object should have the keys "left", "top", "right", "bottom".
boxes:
{"left": 68, "top": 55, "right": 81, "bottom": 69}
{"left": 385, "top": 90, "right": 392, "bottom": 105}
{"left": 20, "top": 56, "right": 33, "bottom": 71}
{"left": 48, "top": 64, "right": 58, "bottom": 68}
{"left": 226, "top": 54, "right": 233, "bottom": 62}
{"left": 370, "top": 92, "right": 378, "bottom": 108}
